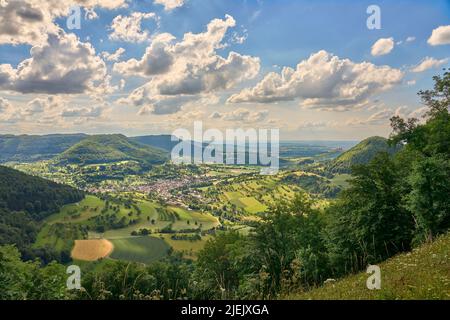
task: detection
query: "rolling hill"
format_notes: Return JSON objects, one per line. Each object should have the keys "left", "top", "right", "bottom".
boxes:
{"left": 0, "top": 134, "right": 86, "bottom": 163}
{"left": 327, "top": 136, "right": 401, "bottom": 174}
{"left": 56, "top": 134, "right": 169, "bottom": 165}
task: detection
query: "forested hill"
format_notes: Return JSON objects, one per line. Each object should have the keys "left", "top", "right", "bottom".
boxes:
{"left": 327, "top": 136, "right": 401, "bottom": 174}
{"left": 0, "top": 165, "right": 84, "bottom": 255}
{"left": 0, "top": 133, "right": 173, "bottom": 163}
{"left": 0, "top": 134, "right": 86, "bottom": 163}
{"left": 0, "top": 165, "right": 84, "bottom": 218}
{"left": 56, "top": 134, "right": 169, "bottom": 165}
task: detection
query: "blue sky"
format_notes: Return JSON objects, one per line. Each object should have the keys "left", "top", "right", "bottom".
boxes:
{"left": 0, "top": 0, "right": 449, "bottom": 140}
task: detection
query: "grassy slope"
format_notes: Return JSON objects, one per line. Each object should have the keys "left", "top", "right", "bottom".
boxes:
{"left": 109, "top": 236, "right": 170, "bottom": 264}
{"left": 288, "top": 232, "right": 450, "bottom": 300}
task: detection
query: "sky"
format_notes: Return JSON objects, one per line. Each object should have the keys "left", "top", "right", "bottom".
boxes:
{"left": 0, "top": 0, "right": 449, "bottom": 140}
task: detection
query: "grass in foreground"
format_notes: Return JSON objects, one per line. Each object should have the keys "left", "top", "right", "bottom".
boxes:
{"left": 287, "top": 232, "right": 450, "bottom": 300}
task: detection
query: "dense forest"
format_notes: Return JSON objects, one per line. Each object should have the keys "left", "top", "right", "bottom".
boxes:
{"left": 56, "top": 134, "right": 169, "bottom": 165}
{"left": 0, "top": 134, "right": 87, "bottom": 163}
{"left": 0, "top": 166, "right": 84, "bottom": 260}
{"left": 0, "top": 72, "right": 449, "bottom": 300}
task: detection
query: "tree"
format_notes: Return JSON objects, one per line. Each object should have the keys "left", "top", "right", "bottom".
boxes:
{"left": 193, "top": 231, "right": 247, "bottom": 299}
{"left": 325, "top": 153, "right": 414, "bottom": 275}
{"left": 250, "top": 193, "right": 329, "bottom": 297}
{"left": 389, "top": 69, "right": 450, "bottom": 243}
{"left": 407, "top": 155, "right": 450, "bottom": 243}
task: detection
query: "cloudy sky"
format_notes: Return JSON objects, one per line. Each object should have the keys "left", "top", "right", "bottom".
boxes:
{"left": 0, "top": 0, "right": 449, "bottom": 140}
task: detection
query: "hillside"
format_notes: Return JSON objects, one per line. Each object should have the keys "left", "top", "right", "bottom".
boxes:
{"left": 288, "top": 232, "right": 450, "bottom": 300}
{"left": 56, "top": 134, "right": 169, "bottom": 165}
{"left": 327, "top": 136, "right": 401, "bottom": 174}
{"left": 0, "top": 134, "right": 86, "bottom": 163}
{"left": 0, "top": 165, "right": 84, "bottom": 253}
{"left": 130, "top": 134, "right": 180, "bottom": 152}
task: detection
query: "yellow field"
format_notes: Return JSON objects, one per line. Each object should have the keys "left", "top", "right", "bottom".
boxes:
{"left": 71, "top": 239, "right": 114, "bottom": 261}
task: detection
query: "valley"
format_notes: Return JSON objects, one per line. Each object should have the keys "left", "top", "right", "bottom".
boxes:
{"left": 1, "top": 133, "right": 359, "bottom": 264}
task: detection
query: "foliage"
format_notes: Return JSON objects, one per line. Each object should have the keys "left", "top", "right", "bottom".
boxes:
{"left": 0, "top": 134, "right": 86, "bottom": 163}
{"left": 0, "top": 165, "right": 84, "bottom": 259}
{"left": 56, "top": 134, "right": 168, "bottom": 165}
{"left": 324, "top": 153, "right": 414, "bottom": 276}
{"left": 0, "top": 245, "right": 69, "bottom": 300}
{"left": 288, "top": 231, "right": 450, "bottom": 300}
{"left": 327, "top": 136, "right": 401, "bottom": 174}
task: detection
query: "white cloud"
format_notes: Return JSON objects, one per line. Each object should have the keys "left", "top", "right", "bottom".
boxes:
{"left": 230, "top": 29, "right": 248, "bottom": 44}
{"left": 117, "top": 15, "right": 260, "bottom": 114}
{"left": 0, "top": 97, "right": 12, "bottom": 114}
{"left": 297, "top": 121, "right": 331, "bottom": 129}
{"left": 347, "top": 105, "right": 429, "bottom": 127}
{"left": 119, "top": 79, "right": 126, "bottom": 90}
{"left": 227, "top": 50, "right": 403, "bottom": 111}
{"left": 24, "top": 96, "right": 65, "bottom": 115}
{"left": 84, "top": 8, "right": 98, "bottom": 20}
{"left": 154, "top": 0, "right": 185, "bottom": 11}
{"left": 210, "top": 108, "right": 269, "bottom": 123}
{"left": 102, "top": 47, "right": 126, "bottom": 61}
{"left": 114, "top": 33, "right": 176, "bottom": 75}
{"left": 109, "top": 12, "right": 158, "bottom": 43}
{"left": 0, "top": 95, "right": 73, "bottom": 124}
{"left": 0, "top": 0, "right": 57, "bottom": 45}
{"left": 406, "top": 36, "right": 416, "bottom": 43}
{"left": 428, "top": 25, "right": 450, "bottom": 46}
{"left": 411, "top": 57, "right": 449, "bottom": 73}
{"left": 0, "top": 31, "right": 110, "bottom": 94}
{"left": 394, "top": 105, "right": 429, "bottom": 120}
{"left": 371, "top": 37, "right": 395, "bottom": 56}
{"left": 0, "top": 97, "right": 24, "bottom": 123}
{"left": 61, "top": 106, "right": 103, "bottom": 118}
{"left": 0, "top": 0, "right": 127, "bottom": 45}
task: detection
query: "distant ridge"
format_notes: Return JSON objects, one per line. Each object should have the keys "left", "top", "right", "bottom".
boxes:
{"left": 0, "top": 134, "right": 86, "bottom": 162}
{"left": 56, "top": 134, "right": 169, "bottom": 165}
{"left": 130, "top": 134, "right": 179, "bottom": 152}
{"left": 327, "top": 136, "right": 401, "bottom": 174}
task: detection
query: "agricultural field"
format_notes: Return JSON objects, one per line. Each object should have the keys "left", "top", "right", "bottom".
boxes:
{"left": 168, "top": 206, "right": 220, "bottom": 231}
{"left": 109, "top": 236, "right": 170, "bottom": 264}
{"left": 160, "top": 234, "right": 213, "bottom": 259}
{"left": 45, "top": 195, "right": 104, "bottom": 224}
{"left": 71, "top": 239, "right": 113, "bottom": 261}
{"left": 33, "top": 193, "right": 222, "bottom": 264}
{"left": 210, "top": 174, "right": 301, "bottom": 214}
